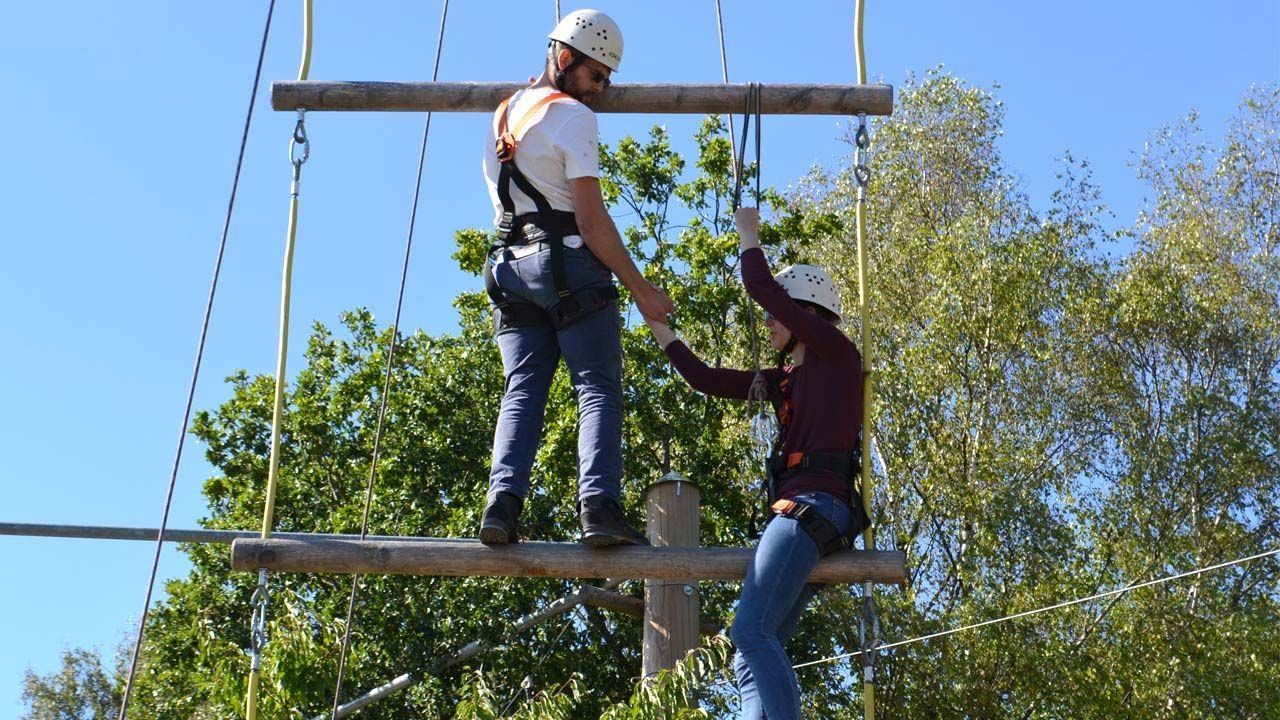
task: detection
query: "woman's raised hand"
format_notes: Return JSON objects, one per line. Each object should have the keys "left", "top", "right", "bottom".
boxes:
{"left": 734, "top": 206, "right": 761, "bottom": 249}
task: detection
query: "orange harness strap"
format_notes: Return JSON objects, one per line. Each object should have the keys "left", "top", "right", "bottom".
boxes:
{"left": 495, "top": 91, "right": 572, "bottom": 163}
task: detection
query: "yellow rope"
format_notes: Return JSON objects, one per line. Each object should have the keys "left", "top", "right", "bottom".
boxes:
{"left": 247, "top": 1, "right": 313, "bottom": 716}
{"left": 260, "top": 0, "right": 314, "bottom": 547}
{"left": 852, "top": 1, "right": 876, "bottom": 720}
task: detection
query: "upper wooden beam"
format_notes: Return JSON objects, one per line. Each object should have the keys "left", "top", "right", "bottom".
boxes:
{"left": 231, "top": 537, "right": 906, "bottom": 585}
{"left": 271, "top": 81, "right": 894, "bottom": 116}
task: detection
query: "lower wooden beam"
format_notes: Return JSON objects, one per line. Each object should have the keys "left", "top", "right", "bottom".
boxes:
{"left": 270, "top": 81, "right": 893, "bottom": 116}
{"left": 579, "top": 585, "right": 722, "bottom": 637}
{"left": 230, "top": 537, "right": 906, "bottom": 585}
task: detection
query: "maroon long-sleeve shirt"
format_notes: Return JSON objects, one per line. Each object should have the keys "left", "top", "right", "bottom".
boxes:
{"left": 664, "top": 247, "right": 863, "bottom": 506}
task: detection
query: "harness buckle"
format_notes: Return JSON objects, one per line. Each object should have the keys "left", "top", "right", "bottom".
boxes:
{"left": 495, "top": 133, "right": 517, "bottom": 163}
{"left": 497, "top": 212, "right": 517, "bottom": 241}
{"left": 520, "top": 222, "right": 548, "bottom": 243}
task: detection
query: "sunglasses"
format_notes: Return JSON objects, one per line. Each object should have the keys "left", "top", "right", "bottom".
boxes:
{"left": 585, "top": 66, "right": 612, "bottom": 88}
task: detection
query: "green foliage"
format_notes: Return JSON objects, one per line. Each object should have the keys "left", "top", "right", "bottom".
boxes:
{"left": 456, "top": 636, "right": 734, "bottom": 720}
{"left": 22, "top": 648, "right": 121, "bottom": 720}
{"left": 31, "top": 77, "right": 1280, "bottom": 719}
{"left": 455, "top": 670, "right": 583, "bottom": 720}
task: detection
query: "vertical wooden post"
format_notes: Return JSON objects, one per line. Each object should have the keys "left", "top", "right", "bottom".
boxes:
{"left": 642, "top": 472, "right": 702, "bottom": 679}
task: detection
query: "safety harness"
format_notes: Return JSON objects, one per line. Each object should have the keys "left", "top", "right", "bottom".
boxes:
{"left": 765, "top": 374, "right": 871, "bottom": 556}
{"left": 483, "top": 90, "right": 618, "bottom": 331}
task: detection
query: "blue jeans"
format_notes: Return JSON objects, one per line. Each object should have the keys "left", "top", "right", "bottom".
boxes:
{"left": 730, "top": 491, "right": 853, "bottom": 719}
{"left": 486, "top": 243, "right": 623, "bottom": 503}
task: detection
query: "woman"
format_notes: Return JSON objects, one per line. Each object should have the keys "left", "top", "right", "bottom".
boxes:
{"left": 644, "top": 207, "right": 870, "bottom": 719}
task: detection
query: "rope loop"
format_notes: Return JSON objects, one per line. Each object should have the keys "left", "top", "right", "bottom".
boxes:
{"left": 730, "top": 82, "right": 765, "bottom": 210}
{"left": 748, "top": 380, "right": 776, "bottom": 460}
{"left": 730, "top": 83, "right": 754, "bottom": 212}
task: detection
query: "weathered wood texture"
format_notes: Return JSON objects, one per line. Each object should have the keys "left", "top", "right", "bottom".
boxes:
{"left": 271, "top": 81, "right": 894, "bottom": 115}
{"left": 230, "top": 537, "right": 906, "bottom": 584}
{"left": 644, "top": 474, "right": 701, "bottom": 677}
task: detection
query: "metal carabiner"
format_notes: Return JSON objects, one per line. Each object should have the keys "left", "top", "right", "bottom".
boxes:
{"left": 248, "top": 569, "right": 272, "bottom": 667}
{"left": 289, "top": 108, "right": 311, "bottom": 167}
{"left": 854, "top": 115, "right": 871, "bottom": 151}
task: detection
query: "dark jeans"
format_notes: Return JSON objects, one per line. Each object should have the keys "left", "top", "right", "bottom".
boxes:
{"left": 486, "top": 243, "right": 623, "bottom": 504}
{"left": 730, "top": 491, "right": 853, "bottom": 719}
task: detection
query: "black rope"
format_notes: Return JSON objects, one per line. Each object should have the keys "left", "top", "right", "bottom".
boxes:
{"left": 328, "top": 1, "right": 449, "bottom": 717}
{"left": 753, "top": 82, "right": 762, "bottom": 203}
{"left": 116, "top": 2, "right": 277, "bottom": 718}
{"left": 730, "top": 83, "right": 754, "bottom": 212}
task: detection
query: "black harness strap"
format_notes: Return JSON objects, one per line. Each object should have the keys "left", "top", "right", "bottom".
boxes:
{"left": 769, "top": 498, "right": 853, "bottom": 556}
{"left": 766, "top": 445, "right": 871, "bottom": 548}
{"left": 486, "top": 91, "right": 614, "bottom": 330}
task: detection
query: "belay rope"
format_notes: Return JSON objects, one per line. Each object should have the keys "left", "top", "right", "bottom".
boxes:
{"left": 851, "top": 0, "right": 883, "bottom": 716}
{"left": 712, "top": 2, "right": 774, "bottom": 503}
{"left": 246, "top": 0, "right": 313, "bottom": 714}
{"left": 853, "top": 108, "right": 883, "bottom": 719}
{"left": 246, "top": 102, "right": 312, "bottom": 720}
{"left": 731, "top": 83, "right": 777, "bottom": 523}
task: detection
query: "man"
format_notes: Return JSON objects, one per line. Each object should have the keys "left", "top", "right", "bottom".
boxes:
{"left": 478, "top": 9, "right": 674, "bottom": 547}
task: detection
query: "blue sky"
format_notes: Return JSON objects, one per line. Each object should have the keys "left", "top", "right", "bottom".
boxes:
{"left": 1, "top": 0, "right": 1275, "bottom": 715}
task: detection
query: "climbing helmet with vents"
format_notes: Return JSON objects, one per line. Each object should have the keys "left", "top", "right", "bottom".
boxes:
{"left": 548, "top": 9, "right": 623, "bottom": 71}
{"left": 773, "top": 264, "right": 842, "bottom": 323}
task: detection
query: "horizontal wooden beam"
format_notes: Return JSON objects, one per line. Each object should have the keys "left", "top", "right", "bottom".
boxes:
{"left": 230, "top": 537, "right": 906, "bottom": 584}
{"left": 271, "top": 81, "right": 893, "bottom": 116}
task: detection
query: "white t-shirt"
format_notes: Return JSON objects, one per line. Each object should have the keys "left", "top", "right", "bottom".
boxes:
{"left": 483, "top": 86, "right": 600, "bottom": 249}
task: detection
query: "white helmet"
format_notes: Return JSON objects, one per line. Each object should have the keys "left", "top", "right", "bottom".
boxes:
{"left": 549, "top": 9, "right": 623, "bottom": 71}
{"left": 774, "top": 264, "right": 842, "bottom": 323}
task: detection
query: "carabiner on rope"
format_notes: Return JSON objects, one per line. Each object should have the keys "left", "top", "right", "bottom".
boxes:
{"left": 853, "top": 112, "right": 870, "bottom": 192}
{"left": 249, "top": 569, "right": 272, "bottom": 670}
{"left": 289, "top": 108, "right": 311, "bottom": 168}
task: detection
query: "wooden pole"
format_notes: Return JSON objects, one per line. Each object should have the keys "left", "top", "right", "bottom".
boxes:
{"left": 643, "top": 473, "right": 701, "bottom": 678}
{"left": 229, "top": 537, "right": 906, "bottom": 584}
{"left": 270, "top": 81, "right": 894, "bottom": 115}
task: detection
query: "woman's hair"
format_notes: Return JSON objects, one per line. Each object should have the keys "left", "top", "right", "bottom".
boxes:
{"left": 797, "top": 300, "right": 840, "bottom": 325}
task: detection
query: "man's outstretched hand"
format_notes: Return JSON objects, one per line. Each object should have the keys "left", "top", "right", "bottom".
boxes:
{"left": 634, "top": 280, "right": 675, "bottom": 322}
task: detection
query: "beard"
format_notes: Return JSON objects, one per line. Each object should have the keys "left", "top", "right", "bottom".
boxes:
{"left": 560, "top": 71, "right": 602, "bottom": 107}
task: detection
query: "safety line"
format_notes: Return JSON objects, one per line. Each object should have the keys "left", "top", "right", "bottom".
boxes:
{"left": 246, "top": 0, "right": 313, "bottom": 716}
{"left": 850, "top": 1, "right": 877, "bottom": 717}
{"left": 793, "top": 546, "right": 1280, "bottom": 670}
{"left": 116, "top": 3, "right": 278, "bottom": 718}
{"left": 328, "top": 1, "right": 450, "bottom": 716}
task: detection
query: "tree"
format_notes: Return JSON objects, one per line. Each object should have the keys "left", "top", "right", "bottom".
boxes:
{"left": 40, "top": 76, "right": 1278, "bottom": 719}
{"left": 22, "top": 648, "right": 121, "bottom": 720}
